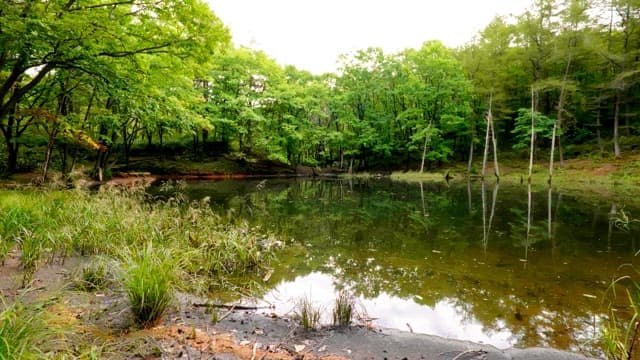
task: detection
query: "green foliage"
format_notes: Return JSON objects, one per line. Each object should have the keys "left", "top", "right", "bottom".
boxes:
{"left": 511, "top": 109, "right": 556, "bottom": 150}
{"left": 2, "top": 0, "right": 640, "bottom": 176}
{"left": 120, "top": 242, "right": 176, "bottom": 327}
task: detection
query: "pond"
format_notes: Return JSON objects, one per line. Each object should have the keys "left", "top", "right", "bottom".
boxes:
{"left": 180, "top": 178, "right": 640, "bottom": 355}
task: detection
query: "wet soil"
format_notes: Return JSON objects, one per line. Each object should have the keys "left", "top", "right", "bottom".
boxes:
{"left": 0, "top": 251, "right": 596, "bottom": 360}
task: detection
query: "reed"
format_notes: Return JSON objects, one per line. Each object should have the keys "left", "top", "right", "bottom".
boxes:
{"left": 332, "top": 290, "right": 354, "bottom": 327}
{"left": 296, "top": 297, "right": 321, "bottom": 331}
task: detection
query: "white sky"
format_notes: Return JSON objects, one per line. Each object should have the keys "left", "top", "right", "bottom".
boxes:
{"left": 206, "top": 0, "right": 532, "bottom": 74}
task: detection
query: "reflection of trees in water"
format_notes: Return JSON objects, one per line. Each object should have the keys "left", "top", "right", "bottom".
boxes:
{"left": 187, "top": 179, "right": 638, "bottom": 353}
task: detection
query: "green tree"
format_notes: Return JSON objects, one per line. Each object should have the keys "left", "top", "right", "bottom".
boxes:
{"left": 0, "top": 0, "right": 229, "bottom": 173}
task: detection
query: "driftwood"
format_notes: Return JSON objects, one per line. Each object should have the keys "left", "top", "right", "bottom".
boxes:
{"left": 192, "top": 303, "right": 272, "bottom": 310}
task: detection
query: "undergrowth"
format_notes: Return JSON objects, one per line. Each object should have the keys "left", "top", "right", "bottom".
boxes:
{"left": 0, "top": 184, "right": 282, "bottom": 354}
{"left": 0, "top": 185, "right": 280, "bottom": 291}
{"left": 0, "top": 296, "right": 50, "bottom": 360}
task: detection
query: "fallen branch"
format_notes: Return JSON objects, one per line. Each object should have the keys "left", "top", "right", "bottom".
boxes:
{"left": 192, "top": 303, "right": 272, "bottom": 310}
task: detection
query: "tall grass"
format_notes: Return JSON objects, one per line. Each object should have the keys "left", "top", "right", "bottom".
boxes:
{"left": 0, "top": 186, "right": 279, "bottom": 292}
{"left": 296, "top": 297, "right": 321, "bottom": 331}
{"left": 603, "top": 209, "right": 640, "bottom": 360}
{"left": 0, "top": 297, "right": 50, "bottom": 360}
{"left": 120, "top": 243, "right": 176, "bottom": 327}
{"left": 332, "top": 290, "right": 354, "bottom": 327}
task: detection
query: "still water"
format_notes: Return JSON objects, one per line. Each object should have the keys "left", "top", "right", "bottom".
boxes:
{"left": 182, "top": 178, "right": 640, "bottom": 355}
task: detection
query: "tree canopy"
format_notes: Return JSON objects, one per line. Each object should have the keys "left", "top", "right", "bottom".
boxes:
{"left": 1, "top": 0, "right": 639, "bottom": 177}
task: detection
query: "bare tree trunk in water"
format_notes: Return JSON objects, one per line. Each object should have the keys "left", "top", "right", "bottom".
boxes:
{"left": 551, "top": 51, "right": 572, "bottom": 181}
{"left": 528, "top": 88, "right": 536, "bottom": 183}
{"left": 481, "top": 116, "right": 490, "bottom": 179}
{"left": 481, "top": 93, "right": 493, "bottom": 179}
{"left": 419, "top": 122, "right": 432, "bottom": 174}
{"left": 489, "top": 113, "right": 499, "bottom": 180}
{"left": 420, "top": 134, "right": 428, "bottom": 173}
{"left": 549, "top": 121, "right": 557, "bottom": 183}
{"left": 614, "top": 93, "right": 622, "bottom": 158}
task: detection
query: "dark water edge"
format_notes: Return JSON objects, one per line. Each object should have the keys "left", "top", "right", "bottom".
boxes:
{"left": 171, "top": 178, "right": 640, "bottom": 356}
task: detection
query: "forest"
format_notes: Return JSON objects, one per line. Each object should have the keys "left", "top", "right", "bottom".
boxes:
{"left": 1, "top": 0, "right": 639, "bottom": 180}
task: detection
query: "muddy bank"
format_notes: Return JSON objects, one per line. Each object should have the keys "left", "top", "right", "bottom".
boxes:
{"left": 196, "top": 308, "right": 595, "bottom": 360}
{"left": 0, "top": 252, "right": 596, "bottom": 360}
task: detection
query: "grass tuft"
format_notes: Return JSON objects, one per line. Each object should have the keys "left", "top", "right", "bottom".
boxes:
{"left": 74, "top": 259, "right": 113, "bottom": 292}
{"left": 295, "top": 297, "right": 321, "bottom": 331}
{"left": 121, "top": 243, "right": 176, "bottom": 327}
{"left": 0, "top": 297, "right": 50, "bottom": 360}
{"left": 332, "top": 290, "right": 354, "bottom": 327}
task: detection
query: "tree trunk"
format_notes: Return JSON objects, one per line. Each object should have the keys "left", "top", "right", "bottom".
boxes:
{"left": 420, "top": 129, "right": 429, "bottom": 173}
{"left": 7, "top": 142, "right": 18, "bottom": 173}
{"left": 467, "top": 115, "right": 475, "bottom": 173}
{"left": 528, "top": 88, "right": 536, "bottom": 183}
{"left": 145, "top": 129, "right": 153, "bottom": 150}
{"left": 481, "top": 116, "right": 490, "bottom": 179}
{"left": 467, "top": 139, "right": 474, "bottom": 174}
{"left": 596, "top": 105, "right": 604, "bottom": 155}
{"left": 60, "top": 143, "right": 68, "bottom": 175}
{"left": 1, "top": 101, "right": 19, "bottom": 174}
{"left": 481, "top": 93, "right": 493, "bottom": 179}
{"left": 489, "top": 114, "right": 499, "bottom": 180}
{"left": 555, "top": 51, "right": 572, "bottom": 169}
{"left": 614, "top": 92, "right": 621, "bottom": 158}
{"left": 549, "top": 121, "right": 557, "bottom": 183}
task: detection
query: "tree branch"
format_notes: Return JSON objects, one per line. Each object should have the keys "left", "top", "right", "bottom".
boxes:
{"left": 68, "top": 1, "right": 135, "bottom": 12}
{"left": 98, "top": 43, "right": 173, "bottom": 58}
{"left": 0, "top": 63, "right": 55, "bottom": 120}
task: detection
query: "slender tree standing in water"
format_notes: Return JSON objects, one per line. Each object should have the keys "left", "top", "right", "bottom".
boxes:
{"left": 528, "top": 87, "right": 536, "bottom": 183}
{"left": 481, "top": 93, "right": 500, "bottom": 181}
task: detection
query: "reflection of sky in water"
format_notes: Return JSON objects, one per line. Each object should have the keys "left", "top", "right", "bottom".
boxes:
{"left": 262, "top": 272, "right": 515, "bottom": 349}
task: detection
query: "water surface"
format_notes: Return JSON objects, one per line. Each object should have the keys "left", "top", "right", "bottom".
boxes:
{"left": 182, "top": 178, "right": 640, "bottom": 355}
